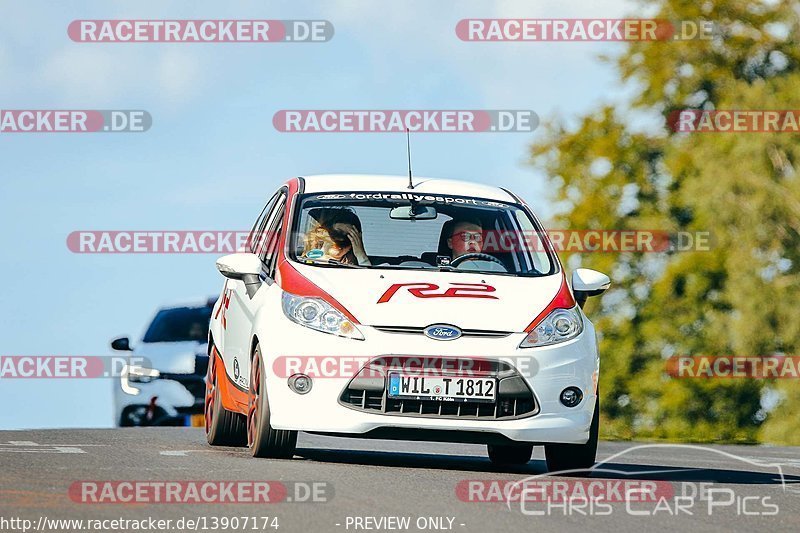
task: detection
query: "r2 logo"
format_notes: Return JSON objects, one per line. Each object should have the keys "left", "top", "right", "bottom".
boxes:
{"left": 215, "top": 286, "right": 233, "bottom": 329}
{"left": 377, "top": 282, "right": 498, "bottom": 304}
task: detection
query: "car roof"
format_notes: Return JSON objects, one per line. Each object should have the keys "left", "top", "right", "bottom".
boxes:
{"left": 155, "top": 297, "right": 218, "bottom": 312}
{"left": 297, "top": 174, "right": 518, "bottom": 203}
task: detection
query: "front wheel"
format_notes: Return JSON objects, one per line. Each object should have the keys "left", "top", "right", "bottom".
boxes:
{"left": 248, "top": 344, "right": 297, "bottom": 458}
{"left": 205, "top": 347, "right": 247, "bottom": 446}
{"left": 544, "top": 397, "right": 599, "bottom": 473}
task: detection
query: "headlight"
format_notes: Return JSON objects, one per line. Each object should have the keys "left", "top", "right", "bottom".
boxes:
{"left": 281, "top": 292, "right": 364, "bottom": 340}
{"left": 120, "top": 364, "right": 160, "bottom": 395}
{"left": 519, "top": 307, "right": 583, "bottom": 348}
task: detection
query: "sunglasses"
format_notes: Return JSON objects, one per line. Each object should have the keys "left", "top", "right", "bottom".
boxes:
{"left": 453, "top": 231, "right": 483, "bottom": 243}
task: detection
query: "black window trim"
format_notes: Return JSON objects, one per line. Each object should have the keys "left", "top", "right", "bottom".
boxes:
{"left": 261, "top": 193, "right": 287, "bottom": 278}
{"left": 248, "top": 191, "right": 281, "bottom": 254}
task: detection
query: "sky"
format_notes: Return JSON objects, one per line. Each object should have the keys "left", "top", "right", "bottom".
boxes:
{"left": 0, "top": 0, "right": 640, "bottom": 429}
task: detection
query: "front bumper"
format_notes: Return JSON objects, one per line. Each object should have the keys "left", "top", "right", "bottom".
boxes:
{"left": 262, "top": 319, "right": 599, "bottom": 445}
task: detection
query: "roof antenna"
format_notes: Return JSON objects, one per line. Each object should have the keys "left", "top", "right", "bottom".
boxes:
{"left": 406, "top": 128, "right": 414, "bottom": 189}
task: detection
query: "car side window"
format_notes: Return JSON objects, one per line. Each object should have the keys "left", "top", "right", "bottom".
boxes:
{"left": 262, "top": 196, "right": 287, "bottom": 278}
{"left": 513, "top": 209, "right": 550, "bottom": 274}
{"left": 249, "top": 192, "right": 280, "bottom": 254}
{"left": 255, "top": 192, "right": 285, "bottom": 259}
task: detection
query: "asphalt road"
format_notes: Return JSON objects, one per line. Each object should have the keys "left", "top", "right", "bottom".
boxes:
{"left": 1, "top": 429, "right": 799, "bottom": 533}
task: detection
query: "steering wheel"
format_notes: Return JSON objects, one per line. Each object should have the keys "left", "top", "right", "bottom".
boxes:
{"left": 450, "top": 252, "right": 506, "bottom": 269}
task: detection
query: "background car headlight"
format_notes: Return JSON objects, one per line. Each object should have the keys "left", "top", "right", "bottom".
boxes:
{"left": 519, "top": 307, "right": 583, "bottom": 348}
{"left": 281, "top": 292, "right": 364, "bottom": 340}
{"left": 127, "top": 365, "right": 160, "bottom": 383}
{"left": 120, "top": 364, "right": 160, "bottom": 395}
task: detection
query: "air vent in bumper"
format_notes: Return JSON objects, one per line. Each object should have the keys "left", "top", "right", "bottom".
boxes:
{"left": 339, "top": 356, "right": 538, "bottom": 420}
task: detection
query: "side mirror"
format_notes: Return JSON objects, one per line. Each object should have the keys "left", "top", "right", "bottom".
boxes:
{"left": 572, "top": 268, "right": 610, "bottom": 308}
{"left": 111, "top": 336, "right": 132, "bottom": 351}
{"left": 215, "top": 253, "right": 263, "bottom": 298}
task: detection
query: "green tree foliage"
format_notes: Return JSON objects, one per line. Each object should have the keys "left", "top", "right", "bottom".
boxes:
{"left": 530, "top": 0, "right": 800, "bottom": 443}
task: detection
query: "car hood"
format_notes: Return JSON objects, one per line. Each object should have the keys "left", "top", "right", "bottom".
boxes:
{"left": 289, "top": 264, "right": 564, "bottom": 332}
{"left": 130, "top": 341, "right": 207, "bottom": 374}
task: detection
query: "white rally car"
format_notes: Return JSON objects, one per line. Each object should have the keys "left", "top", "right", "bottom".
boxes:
{"left": 206, "top": 175, "right": 610, "bottom": 471}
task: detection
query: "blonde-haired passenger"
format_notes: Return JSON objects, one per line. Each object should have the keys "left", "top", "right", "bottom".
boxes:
{"left": 301, "top": 208, "right": 371, "bottom": 266}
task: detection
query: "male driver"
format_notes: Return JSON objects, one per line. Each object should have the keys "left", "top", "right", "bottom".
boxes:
{"left": 445, "top": 218, "right": 484, "bottom": 259}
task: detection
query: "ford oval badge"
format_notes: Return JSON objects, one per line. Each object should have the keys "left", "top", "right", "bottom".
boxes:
{"left": 424, "top": 324, "right": 462, "bottom": 341}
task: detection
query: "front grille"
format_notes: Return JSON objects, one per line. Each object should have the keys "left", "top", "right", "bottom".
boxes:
{"left": 372, "top": 326, "right": 512, "bottom": 338}
{"left": 339, "top": 356, "right": 538, "bottom": 420}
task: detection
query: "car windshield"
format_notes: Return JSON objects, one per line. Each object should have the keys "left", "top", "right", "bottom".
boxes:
{"left": 289, "top": 191, "right": 555, "bottom": 276}
{"left": 142, "top": 306, "right": 213, "bottom": 343}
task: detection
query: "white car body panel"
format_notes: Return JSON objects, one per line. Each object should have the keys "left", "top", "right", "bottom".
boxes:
{"left": 292, "top": 263, "right": 563, "bottom": 331}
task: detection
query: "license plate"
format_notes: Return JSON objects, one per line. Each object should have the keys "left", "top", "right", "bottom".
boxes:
{"left": 388, "top": 373, "right": 496, "bottom": 402}
{"left": 189, "top": 414, "right": 205, "bottom": 427}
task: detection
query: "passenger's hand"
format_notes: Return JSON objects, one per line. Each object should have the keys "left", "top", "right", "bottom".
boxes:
{"left": 335, "top": 223, "right": 371, "bottom": 265}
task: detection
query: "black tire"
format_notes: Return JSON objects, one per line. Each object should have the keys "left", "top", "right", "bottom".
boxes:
{"left": 544, "top": 397, "right": 599, "bottom": 473}
{"left": 205, "top": 347, "right": 247, "bottom": 446}
{"left": 487, "top": 443, "right": 534, "bottom": 465}
{"left": 248, "top": 344, "right": 297, "bottom": 458}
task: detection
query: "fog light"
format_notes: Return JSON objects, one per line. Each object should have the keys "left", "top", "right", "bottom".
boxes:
{"left": 560, "top": 387, "right": 583, "bottom": 407}
{"left": 288, "top": 374, "right": 313, "bottom": 395}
